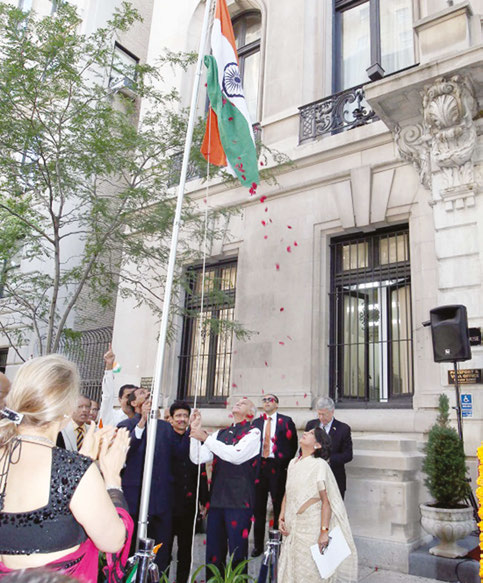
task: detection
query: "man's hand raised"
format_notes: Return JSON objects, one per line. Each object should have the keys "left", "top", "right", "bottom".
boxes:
{"left": 137, "top": 399, "right": 152, "bottom": 429}
{"left": 104, "top": 344, "right": 115, "bottom": 371}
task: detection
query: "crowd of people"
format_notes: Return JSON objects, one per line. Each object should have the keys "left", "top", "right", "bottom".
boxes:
{"left": 0, "top": 348, "right": 358, "bottom": 582}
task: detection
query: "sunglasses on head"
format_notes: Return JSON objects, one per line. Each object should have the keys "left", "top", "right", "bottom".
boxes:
{"left": 262, "top": 397, "right": 276, "bottom": 403}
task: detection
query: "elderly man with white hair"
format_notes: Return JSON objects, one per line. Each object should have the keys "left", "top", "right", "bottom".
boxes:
{"left": 190, "top": 397, "right": 260, "bottom": 576}
{"left": 305, "top": 396, "right": 353, "bottom": 498}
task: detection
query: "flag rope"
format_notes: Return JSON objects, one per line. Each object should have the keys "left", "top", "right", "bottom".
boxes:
{"left": 188, "top": 3, "right": 216, "bottom": 574}
{"left": 188, "top": 113, "right": 213, "bottom": 581}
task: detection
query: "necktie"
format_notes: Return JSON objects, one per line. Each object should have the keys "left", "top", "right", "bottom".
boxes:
{"left": 76, "top": 425, "right": 85, "bottom": 450}
{"left": 263, "top": 416, "right": 272, "bottom": 458}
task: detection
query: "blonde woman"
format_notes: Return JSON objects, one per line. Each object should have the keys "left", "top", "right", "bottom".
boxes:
{"left": 0, "top": 355, "right": 133, "bottom": 582}
{"left": 278, "top": 428, "right": 358, "bottom": 583}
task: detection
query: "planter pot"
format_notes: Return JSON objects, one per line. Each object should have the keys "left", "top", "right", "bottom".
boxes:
{"left": 420, "top": 503, "right": 475, "bottom": 558}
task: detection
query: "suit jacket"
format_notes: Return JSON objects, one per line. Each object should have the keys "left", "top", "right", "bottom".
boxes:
{"left": 172, "top": 428, "right": 209, "bottom": 517}
{"left": 253, "top": 412, "right": 298, "bottom": 469}
{"left": 118, "top": 415, "right": 177, "bottom": 518}
{"left": 305, "top": 417, "right": 353, "bottom": 496}
{"left": 56, "top": 420, "right": 88, "bottom": 452}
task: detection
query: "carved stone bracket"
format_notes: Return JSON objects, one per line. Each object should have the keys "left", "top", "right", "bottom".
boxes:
{"left": 394, "top": 75, "right": 480, "bottom": 210}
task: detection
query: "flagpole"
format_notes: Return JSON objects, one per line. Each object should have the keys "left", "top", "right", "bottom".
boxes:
{"left": 136, "top": 0, "right": 214, "bottom": 543}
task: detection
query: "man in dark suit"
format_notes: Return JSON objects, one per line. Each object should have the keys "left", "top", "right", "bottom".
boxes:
{"left": 251, "top": 394, "right": 298, "bottom": 556}
{"left": 305, "top": 396, "right": 353, "bottom": 498}
{"left": 167, "top": 400, "right": 209, "bottom": 583}
{"left": 118, "top": 389, "right": 176, "bottom": 575}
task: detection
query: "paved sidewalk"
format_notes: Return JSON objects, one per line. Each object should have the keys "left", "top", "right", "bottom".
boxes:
{"left": 167, "top": 533, "right": 442, "bottom": 582}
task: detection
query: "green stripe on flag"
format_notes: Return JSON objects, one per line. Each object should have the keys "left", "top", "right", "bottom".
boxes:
{"left": 204, "top": 55, "right": 259, "bottom": 187}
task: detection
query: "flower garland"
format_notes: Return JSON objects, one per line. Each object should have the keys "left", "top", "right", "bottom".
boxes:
{"left": 477, "top": 443, "right": 483, "bottom": 581}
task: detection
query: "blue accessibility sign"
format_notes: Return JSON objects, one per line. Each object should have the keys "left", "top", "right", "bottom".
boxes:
{"left": 461, "top": 394, "right": 472, "bottom": 418}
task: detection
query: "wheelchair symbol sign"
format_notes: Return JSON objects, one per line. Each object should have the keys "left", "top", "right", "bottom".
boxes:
{"left": 461, "top": 394, "right": 472, "bottom": 417}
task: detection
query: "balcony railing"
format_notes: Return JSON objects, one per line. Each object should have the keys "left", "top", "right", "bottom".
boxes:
{"left": 299, "top": 84, "right": 378, "bottom": 143}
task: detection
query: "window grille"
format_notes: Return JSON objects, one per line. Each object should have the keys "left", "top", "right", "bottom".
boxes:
{"left": 0, "top": 348, "right": 8, "bottom": 374}
{"left": 329, "top": 226, "right": 413, "bottom": 405}
{"left": 178, "top": 261, "right": 237, "bottom": 404}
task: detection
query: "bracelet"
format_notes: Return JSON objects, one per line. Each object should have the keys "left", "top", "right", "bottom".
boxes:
{"left": 106, "top": 485, "right": 123, "bottom": 492}
{"left": 320, "top": 526, "right": 329, "bottom": 532}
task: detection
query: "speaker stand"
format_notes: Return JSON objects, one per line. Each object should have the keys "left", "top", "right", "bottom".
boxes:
{"left": 452, "top": 361, "right": 479, "bottom": 523}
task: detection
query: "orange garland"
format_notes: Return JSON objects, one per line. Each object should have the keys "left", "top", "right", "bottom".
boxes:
{"left": 477, "top": 444, "right": 483, "bottom": 581}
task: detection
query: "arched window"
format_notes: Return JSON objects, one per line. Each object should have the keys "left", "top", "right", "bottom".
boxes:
{"left": 233, "top": 11, "right": 261, "bottom": 122}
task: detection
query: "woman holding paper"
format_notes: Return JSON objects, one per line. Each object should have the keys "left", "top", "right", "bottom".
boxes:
{"left": 278, "top": 428, "right": 357, "bottom": 582}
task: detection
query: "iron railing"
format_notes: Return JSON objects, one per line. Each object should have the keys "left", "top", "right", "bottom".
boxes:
{"left": 58, "top": 326, "right": 113, "bottom": 401}
{"left": 299, "top": 84, "right": 377, "bottom": 143}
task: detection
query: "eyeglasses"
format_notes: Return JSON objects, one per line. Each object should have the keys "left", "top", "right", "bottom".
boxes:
{"left": 262, "top": 397, "right": 276, "bottom": 403}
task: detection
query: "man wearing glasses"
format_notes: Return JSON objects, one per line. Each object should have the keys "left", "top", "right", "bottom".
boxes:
{"left": 251, "top": 394, "right": 298, "bottom": 557}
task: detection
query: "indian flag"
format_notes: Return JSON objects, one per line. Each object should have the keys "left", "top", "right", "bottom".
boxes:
{"left": 200, "top": 0, "right": 259, "bottom": 189}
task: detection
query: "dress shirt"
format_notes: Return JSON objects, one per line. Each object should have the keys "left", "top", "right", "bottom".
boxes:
{"left": 190, "top": 426, "right": 261, "bottom": 465}
{"left": 262, "top": 412, "right": 277, "bottom": 458}
{"left": 98, "top": 370, "right": 128, "bottom": 427}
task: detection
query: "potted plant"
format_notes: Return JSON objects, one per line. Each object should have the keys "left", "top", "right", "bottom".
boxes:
{"left": 420, "top": 394, "right": 475, "bottom": 558}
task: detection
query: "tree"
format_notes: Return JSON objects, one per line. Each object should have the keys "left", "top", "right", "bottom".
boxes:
{"left": 0, "top": 2, "right": 235, "bottom": 358}
{"left": 422, "top": 394, "right": 471, "bottom": 507}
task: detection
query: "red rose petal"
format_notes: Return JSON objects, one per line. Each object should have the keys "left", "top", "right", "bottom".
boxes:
{"left": 280, "top": 307, "right": 284, "bottom": 312}
{"left": 260, "top": 195, "right": 267, "bottom": 203}
{"left": 275, "top": 264, "right": 280, "bottom": 270}
{"left": 232, "top": 382, "right": 237, "bottom": 388}
{"left": 231, "top": 520, "right": 238, "bottom": 528}
{"left": 279, "top": 341, "right": 285, "bottom": 346}
{"left": 264, "top": 235, "right": 268, "bottom": 239}
{"left": 287, "top": 225, "right": 292, "bottom": 229}
{"left": 242, "top": 529, "right": 249, "bottom": 539}
{"left": 264, "top": 361, "right": 269, "bottom": 367}
{"left": 294, "top": 241, "right": 298, "bottom": 246}
{"left": 228, "top": 117, "right": 233, "bottom": 121}
{"left": 286, "top": 246, "right": 291, "bottom": 253}
{"left": 286, "top": 429, "right": 293, "bottom": 439}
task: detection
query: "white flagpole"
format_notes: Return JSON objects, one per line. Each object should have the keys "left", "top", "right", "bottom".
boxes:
{"left": 137, "top": 0, "right": 214, "bottom": 543}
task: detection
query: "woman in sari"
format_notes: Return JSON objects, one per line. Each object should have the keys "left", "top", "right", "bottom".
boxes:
{"left": 278, "top": 427, "right": 357, "bottom": 583}
{"left": 0, "top": 355, "right": 133, "bottom": 583}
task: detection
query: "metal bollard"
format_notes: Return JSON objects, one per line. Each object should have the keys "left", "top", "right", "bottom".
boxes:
{"left": 257, "top": 529, "right": 282, "bottom": 583}
{"left": 130, "top": 538, "right": 159, "bottom": 583}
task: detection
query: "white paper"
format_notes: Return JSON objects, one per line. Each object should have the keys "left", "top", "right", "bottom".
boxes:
{"left": 310, "top": 525, "right": 352, "bottom": 579}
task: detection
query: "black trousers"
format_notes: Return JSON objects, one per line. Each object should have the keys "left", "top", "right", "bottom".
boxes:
{"left": 168, "top": 511, "right": 196, "bottom": 583}
{"left": 253, "top": 458, "right": 286, "bottom": 550}
{"left": 206, "top": 507, "right": 253, "bottom": 574}
{"left": 127, "top": 511, "right": 172, "bottom": 574}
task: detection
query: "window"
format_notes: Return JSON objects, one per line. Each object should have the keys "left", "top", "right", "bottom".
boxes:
{"left": 17, "top": 0, "right": 33, "bottom": 11}
{"left": 233, "top": 11, "right": 261, "bottom": 122}
{"left": 178, "top": 261, "right": 237, "bottom": 404}
{"left": 108, "top": 43, "right": 139, "bottom": 90}
{"left": 0, "top": 348, "right": 7, "bottom": 373}
{"left": 334, "top": 0, "right": 414, "bottom": 91}
{"left": 329, "top": 226, "right": 413, "bottom": 405}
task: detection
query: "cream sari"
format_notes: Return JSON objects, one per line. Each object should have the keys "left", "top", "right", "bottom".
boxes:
{"left": 278, "top": 456, "right": 357, "bottom": 583}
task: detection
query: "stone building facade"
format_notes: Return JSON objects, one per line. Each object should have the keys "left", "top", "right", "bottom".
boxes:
{"left": 110, "top": 0, "right": 482, "bottom": 570}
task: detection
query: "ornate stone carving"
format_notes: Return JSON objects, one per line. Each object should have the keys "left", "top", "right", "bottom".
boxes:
{"left": 394, "top": 124, "right": 431, "bottom": 190}
{"left": 394, "top": 75, "right": 479, "bottom": 205}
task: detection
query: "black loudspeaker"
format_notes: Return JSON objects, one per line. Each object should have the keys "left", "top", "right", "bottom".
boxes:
{"left": 429, "top": 305, "right": 471, "bottom": 363}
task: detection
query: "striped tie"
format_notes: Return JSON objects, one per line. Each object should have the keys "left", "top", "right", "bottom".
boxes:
{"left": 76, "top": 425, "right": 85, "bottom": 450}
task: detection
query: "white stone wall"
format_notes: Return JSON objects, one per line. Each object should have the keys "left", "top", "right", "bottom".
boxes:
{"left": 112, "top": 0, "right": 483, "bottom": 570}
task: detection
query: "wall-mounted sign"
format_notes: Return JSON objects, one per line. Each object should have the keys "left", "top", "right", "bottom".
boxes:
{"left": 448, "top": 369, "right": 482, "bottom": 385}
{"left": 461, "top": 394, "right": 472, "bottom": 418}
{"left": 469, "top": 327, "right": 482, "bottom": 346}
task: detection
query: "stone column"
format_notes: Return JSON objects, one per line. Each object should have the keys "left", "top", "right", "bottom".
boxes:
{"left": 394, "top": 74, "right": 482, "bottom": 464}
